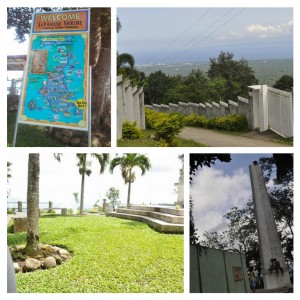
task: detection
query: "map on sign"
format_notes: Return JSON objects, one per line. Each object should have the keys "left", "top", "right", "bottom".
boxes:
{"left": 19, "top": 33, "right": 88, "bottom": 130}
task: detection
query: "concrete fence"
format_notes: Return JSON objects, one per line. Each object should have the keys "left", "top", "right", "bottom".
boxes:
{"left": 145, "top": 85, "right": 293, "bottom": 137}
{"left": 146, "top": 96, "right": 254, "bottom": 129}
{"left": 190, "top": 245, "right": 250, "bottom": 293}
{"left": 117, "top": 75, "right": 145, "bottom": 139}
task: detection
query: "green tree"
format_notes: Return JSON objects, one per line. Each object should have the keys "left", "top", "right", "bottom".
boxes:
{"left": 25, "top": 154, "right": 41, "bottom": 257}
{"left": 73, "top": 192, "right": 79, "bottom": 205}
{"left": 117, "top": 16, "right": 122, "bottom": 33}
{"left": 273, "top": 75, "right": 293, "bottom": 92}
{"left": 7, "top": 162, "right": 12, "bottom": 181}
{"left": 207, "top": 51, "right": 258, "bottom": 100}
{"left": 76, "top": 154, "right": 110, "bottom": 215}
{"left": 55, "top": 153, "right": 110, "bottom": 215}
{"left": 105, "top": 187, "right": 120, "bottom": 211}
{"left": 145, "top": 71, "right": 174, "bottom": 104}
{"left": 110, "top": 154, "right": 151, "bottom": 207}
{"left": 7, "top": 7, "right": 111, "bottom": 146}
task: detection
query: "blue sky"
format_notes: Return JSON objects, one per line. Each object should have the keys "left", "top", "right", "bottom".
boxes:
{"left": 117, "top": 8, "right": 293, "bottom": 64}
{"left": 190, "top": 153, "right": 273, "bottom": 239}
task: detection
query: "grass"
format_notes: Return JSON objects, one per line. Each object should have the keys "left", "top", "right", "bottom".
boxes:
{"left": 272, "top": 136, "right": 293, "bottom": 146}
{"left": 8, "top": 215, "right": 184, "bottom": 293}
{"left": 117, "top": 129, "right": 206, "bottom": 147}
{"left": 7, "top": 113, "right": 65, "bottom": 147}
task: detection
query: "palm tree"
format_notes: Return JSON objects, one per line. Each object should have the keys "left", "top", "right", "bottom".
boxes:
{"left": 110, "top": 154, "right": 151, "bottom": 207}
{"left": 54, "top": 153, "right": 110, "bottom": 215}
{"left": 76, "top": 154, "right": 110, "bottom": 215}
{"left": 25, "top": 154, "right": 41, "bottom": 257}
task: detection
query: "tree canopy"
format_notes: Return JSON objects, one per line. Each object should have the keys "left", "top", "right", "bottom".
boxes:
{"left": 110, "top": 154, "right": 151, "bottom": 207}
{"left": 273, "top": 75, "right": 293, "bottom": 92}
{"left": 143, "top": 51, "right": 258, "bottom": 105}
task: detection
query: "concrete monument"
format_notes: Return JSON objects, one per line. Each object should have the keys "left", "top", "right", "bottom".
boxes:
{"left": 249, "top": 162, "right": 292, "bottom": 290}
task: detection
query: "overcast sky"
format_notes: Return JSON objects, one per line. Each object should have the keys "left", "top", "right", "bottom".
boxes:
{"left": 7, "top": 153, "right": 183, "bottom": 211}
{"left": 190, "top": 153, "right": 273, "bottom": 240}
{"left": 117, "top": 7, "right": 293, "bottom": 64}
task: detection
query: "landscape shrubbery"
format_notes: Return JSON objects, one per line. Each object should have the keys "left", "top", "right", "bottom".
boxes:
{"left": 122, "top": 109, "right": 248, "bottom": 146}
{"left": 145, "top": 109, "right": 184, "bottom": 146}
{"left": 183, "top": 113, "right": 248, "bottom": 131}
{"left": 146, "top": 109, "right": 248, "bottom": 134}
{"left": 122, "top": 121, "right": 141, "bottom": 139}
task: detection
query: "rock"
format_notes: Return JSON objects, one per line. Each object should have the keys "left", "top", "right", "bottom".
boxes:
{"left": 70, "top": 137, "right": 81, "bottom": 146}
{"left": 61, "top": 129, "right": 73, "bottom": 138}
{"left": 41, "top": 244, "right": 52, "bottom": 250}
{"left": 62, "top": 136, "right": 71, "bottom": 144}
{"left": 52, "top": 254, "right": 62, "bottom": 265}
{"left": 58, "top": 249, "right": 70, "bottom": 260}
{"left": 55, "top": 131, "right": 63, "bottom": 140}
{"left": 13, "top": 263, "right": 20, "bottom": 273}
{"left": 44, "top": 256, "right": 56, "bottom": 269}
{"left": 51, "top": 246, "right": 60, "bottom": 252}
{"left": 24, "top": 258, "right": 41, "bottom": 272}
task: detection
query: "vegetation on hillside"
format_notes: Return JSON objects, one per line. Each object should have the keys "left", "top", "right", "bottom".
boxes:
{"left": 137, "top": 58, "right": 293, "bottom": 87}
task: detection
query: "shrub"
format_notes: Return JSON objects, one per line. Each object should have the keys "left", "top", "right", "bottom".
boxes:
{"left": 122, "top": 121, "right": 141, "bottom": 139}
{"left": 184, "top": 114, "right": 208, "bottom": 127}
{"left": 153, "top": 113, "right": 184, "bottom": 146}
{"left": 184, "top": 113, "right": 248, "bottom": 132}
{"left": 145, "top": 108, "right": 161, "bottom": 129}
{"left": 67, "top": 208, "right": 74, "bottom": 215}
{"left": 208, "top": 114, "right": 248, "bottom": 131}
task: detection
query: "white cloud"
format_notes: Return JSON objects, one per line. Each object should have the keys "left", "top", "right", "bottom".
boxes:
{"left": 191, "top": 167, "right": 251, "bottom": 238}
{"left": 246, "top": 20, "right": 293, "bottom": 38}
{"left": 216, "top": 20, "right": 293, "bottom": 42}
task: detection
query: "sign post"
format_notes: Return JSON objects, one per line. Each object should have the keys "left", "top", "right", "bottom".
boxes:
{"left": 14, "top": 9, "right": 90, "bottom": 146}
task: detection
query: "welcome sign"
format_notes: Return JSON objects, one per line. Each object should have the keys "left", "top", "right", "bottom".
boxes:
{"left": 18, "top": 9, "right": 90, "bottom": 130}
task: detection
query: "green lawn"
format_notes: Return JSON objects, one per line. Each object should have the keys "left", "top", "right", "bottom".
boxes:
{"left": 8, "top": 215, "right": 184, "bottom": 293}
{"left": 117, "top": 129, "right": 206, "bottom": 147}
{"left": 7, "top": 113, "right": 65, "bottom": 147}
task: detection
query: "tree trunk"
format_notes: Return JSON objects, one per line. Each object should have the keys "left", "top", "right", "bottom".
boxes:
{"left": 90, "top": 8, "right": 111, "bottom": 147}
{"left": 127, "top": 169, "right": 132, "bottom": 207}
{"left": 80, "top": 154, "right": 86, "bottom": 215}
{"left": 25, "top": 153, "right": 41, "bottom": 257}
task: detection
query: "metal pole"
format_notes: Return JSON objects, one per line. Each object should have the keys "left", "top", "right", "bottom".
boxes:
{"left": 12, "top": 72, "right": 25, "bottom": 147}
{"left": 88, "top": 66, "right": 92, "bottom": 147}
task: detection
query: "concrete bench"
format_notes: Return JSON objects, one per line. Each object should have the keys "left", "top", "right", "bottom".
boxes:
{"left": 51, "top": 208, "right": 68, "bottom": 216}
{"left": 14, "top": 215, "right": 27, "bottom": 233}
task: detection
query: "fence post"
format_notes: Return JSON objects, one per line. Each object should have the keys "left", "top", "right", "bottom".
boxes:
{"left": 259, "top": 85, "right": 269, "bottom": 131}
{"left": 18, "top": 201, "right": 22, "bottom": 212}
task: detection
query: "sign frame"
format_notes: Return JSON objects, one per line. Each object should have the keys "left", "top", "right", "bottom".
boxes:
{"left": 17, "top": 9, "right": 90, "bottom": 133}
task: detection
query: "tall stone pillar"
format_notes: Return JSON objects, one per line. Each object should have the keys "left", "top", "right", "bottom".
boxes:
{"left": 249, "top": 163, "right": 291, "bottom": 289}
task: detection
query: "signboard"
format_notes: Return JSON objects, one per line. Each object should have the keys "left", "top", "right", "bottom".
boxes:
{"left": 18, "top": 9, "right": 89, "bottom": 130}
{"left": 232, "top": 267, "right": 243, "bottom": 281}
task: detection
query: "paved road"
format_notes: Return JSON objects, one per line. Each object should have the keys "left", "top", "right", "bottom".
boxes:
{"left": 179, "top": 127, "right": 292, "bottom": 147}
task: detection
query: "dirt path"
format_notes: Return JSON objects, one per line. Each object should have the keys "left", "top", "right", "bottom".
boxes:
{"left": 179, "top": 127, "right": 292, "bottom": 147}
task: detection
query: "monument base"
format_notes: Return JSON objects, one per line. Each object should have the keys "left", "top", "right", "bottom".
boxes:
{"left": 262, "top": 267, "right": 292, "bottom": 290}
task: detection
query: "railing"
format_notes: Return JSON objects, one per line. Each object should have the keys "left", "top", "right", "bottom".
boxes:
{"left": 7, "top": 201, "right": 56, "bottom": 213}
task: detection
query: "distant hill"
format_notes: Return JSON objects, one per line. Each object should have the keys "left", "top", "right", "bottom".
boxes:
{"left": 137, "top": 58, "right": 293, "bottom": 87}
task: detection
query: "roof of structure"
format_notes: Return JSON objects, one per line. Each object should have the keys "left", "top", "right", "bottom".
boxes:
{"left": 7, "top": 55, "right": 27, "bottom": 71}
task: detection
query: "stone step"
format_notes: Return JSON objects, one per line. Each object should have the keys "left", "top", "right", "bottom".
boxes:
{"left": 116, "top": 208, "right": 184, "bottom": 224}
{"left": 128, "top": 205, "right": 184, "bottom": 216}
{"left": 106, "top": 212, "right": 184, "bottom": 234}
